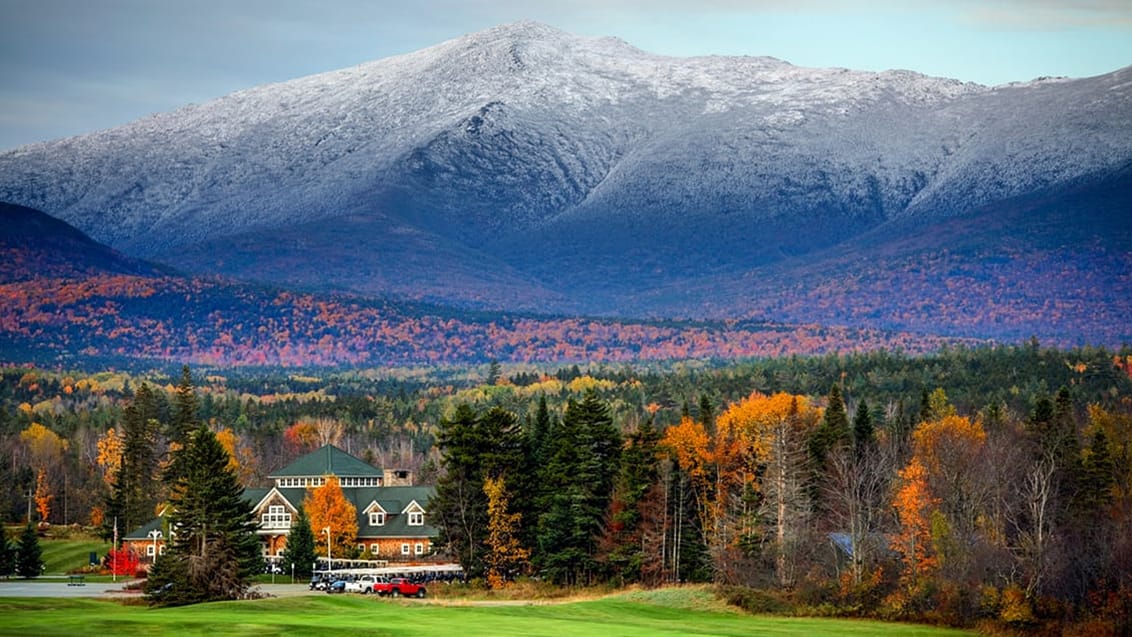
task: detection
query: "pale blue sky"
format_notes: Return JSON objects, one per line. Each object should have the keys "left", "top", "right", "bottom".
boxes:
{"left": 1, "top": 0, "right": 1130, "bottom": 150}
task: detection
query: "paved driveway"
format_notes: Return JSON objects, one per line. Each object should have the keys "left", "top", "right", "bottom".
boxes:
{"left": 0, "top": 580, "right": 316, "bottom": 599}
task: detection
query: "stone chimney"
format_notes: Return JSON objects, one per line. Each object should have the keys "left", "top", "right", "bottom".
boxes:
{"left": 383, "top": 469, "right": 413, "bottom": 486}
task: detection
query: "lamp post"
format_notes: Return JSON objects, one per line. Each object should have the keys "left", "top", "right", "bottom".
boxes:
{"left": 323, "top": 526, "right": 332, "bottom": 573}
{"left": 147, "top": 529, "right": 163, "bottom": 563}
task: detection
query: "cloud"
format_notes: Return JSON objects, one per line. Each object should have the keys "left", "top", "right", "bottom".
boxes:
{"left": 954, "top": 0, "right": 1132, "bottom": 29}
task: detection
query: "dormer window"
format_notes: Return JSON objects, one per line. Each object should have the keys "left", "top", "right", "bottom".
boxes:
{"left": 408, "top": 511, "right": 424, "bottom": 526}
{"left": 261, "top": 505, "right": 292, "bottom": 529}
{"left": 369, "top": 512, "right": 386, "bottom": 526}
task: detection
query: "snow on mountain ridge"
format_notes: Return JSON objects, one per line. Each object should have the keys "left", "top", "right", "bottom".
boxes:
{"left": 0, "top": 21, "right": 1126, "bottom": 273}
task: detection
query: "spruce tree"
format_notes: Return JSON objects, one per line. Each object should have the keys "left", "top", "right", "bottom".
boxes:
{"left": 433, "top": 404, "right": 488, "bottom": 577}
{"left": 281, "top": 507, "right": 317, "bottom": 579}
{"left": 163, "top": 366, "right": 200, "bottom": 487}
{"left": 103, "top": 383, "right": 161, "bottom": 540}
{"left": 15, "top": 524, "right": 43, "bottom": 578}
{"left": 145, "top": 424, "right": 261, "bottom": 605}
{"left": 852, "top": 399, "right": 874, "bottom": 458}
{"left": 809, "top": 384, "right": 849, "bottom": 469}
{"left": 537, "top": 391, "right": 621, "bottom": 584}
{"left": 0, "top": 524, "right": 14, "bottom": 577}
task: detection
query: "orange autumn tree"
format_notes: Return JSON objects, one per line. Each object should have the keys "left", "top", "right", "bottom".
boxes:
{"left": 892, "top": 405, "right": 988, "bottom": 585}
{"left": 34, "top": 468, "right": 53, "bottom": 523}
{"left": 304, "top": 476, "right": 358, "bottom": 562}
{"left": 891, "top": 456, "right": 938, "bottom": 581}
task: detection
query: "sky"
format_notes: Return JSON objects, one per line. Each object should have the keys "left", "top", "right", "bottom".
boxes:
{"left": 1, "top": 0, "right": 1130, "bottom": 150}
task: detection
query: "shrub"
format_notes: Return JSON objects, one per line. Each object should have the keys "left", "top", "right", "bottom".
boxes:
{"left": 717, "top": 585, "right": 794, "bottom": 615}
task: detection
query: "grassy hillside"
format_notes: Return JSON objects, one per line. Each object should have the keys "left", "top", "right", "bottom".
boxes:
{"left": 0, "top": 590, "right": 975, "bottom": 637}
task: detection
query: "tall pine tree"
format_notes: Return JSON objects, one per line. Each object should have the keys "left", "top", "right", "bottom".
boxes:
{"left": 537, "top": 391, "right": 621, "bottom": 584}
{"left": 145, "top": 424, "right": 261, "bottom": 605}
{"left": 103, "top": 383, "right": 160, "bottom": 541}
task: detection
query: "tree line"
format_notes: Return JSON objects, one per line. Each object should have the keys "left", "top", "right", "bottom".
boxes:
{"left": 431, "top": 382, "right": 1131, "bottom": 632}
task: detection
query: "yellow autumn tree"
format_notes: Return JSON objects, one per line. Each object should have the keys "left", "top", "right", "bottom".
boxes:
{"left": 214, "top": 427, "right": 258, "bottom": 484}
{"left": 95, "top": 427, "right": 124, "bottom": 487}
{"left": 304, "top": 476, "right": 358, "bottom": 562}
{"left": 483, "top": 476, "right": 529, "bottom": 589}
{"left": 20, "top": 422, "right": 69, "bottom": 468}
{"left": 664, "top": 391, "right": 821, "bottom": 584}
{"left": 717, "top": 392, "right": 822, "bottom": 585}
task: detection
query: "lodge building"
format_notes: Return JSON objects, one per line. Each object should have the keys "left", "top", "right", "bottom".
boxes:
{"left": 124, "top": 444, "right": 436, "bottom": 566}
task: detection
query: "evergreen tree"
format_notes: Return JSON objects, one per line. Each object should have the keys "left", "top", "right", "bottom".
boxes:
{"left": 601, "top": 417, "right": 660, "bottom": 583}
{"left": 698, "top": 394, "right": 715, "bottom": 434}
{"left": 1077, "top": 428, "right": 1116, "bottom": 515}
{"left": 852, "top": 399, "right": 874, "bottom": 458}
{"left": 433, "top": 404, "right": 488, "bottom": 577}
{"left": 537, "top": 391, "right": 621, "bottom": 584}
{"left": 163, "top": 366, "right": 200, "bottom": 488}
{"left": 809, "top": 384, "right": 849, "bottom": 469}
{"left": 145, "top": 424, "right": 261, "bottom": 605}
{"left": 103, "top": 383, "right": 160, "bottom": 540}
{"left": 281, "top": 507, "right": 317, "bottom": 579}
{"left": 15, "top": 523, "right": 43, "bottom": 578}
{"left": 486, "top": 360, "right": 502, "bottom": 385}
{"left": 0, "top": 524, "right": 14, "bottom": 577}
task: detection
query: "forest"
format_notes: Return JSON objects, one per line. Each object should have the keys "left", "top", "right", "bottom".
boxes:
{"left": 2, "top": 341, "right": 1130, "bottom": 632}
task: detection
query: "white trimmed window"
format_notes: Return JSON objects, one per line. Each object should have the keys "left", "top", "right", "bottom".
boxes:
{"left": 370, "top": 544, "right": 380, "bottom": 555}
{"left": 146, "top": 544, "right": 155, "bottom": 557}
{"left": 261, "top": 505, "right": 292, "bottom": 529}
{"left": 408, "top": 512, "right": 424, "bottom": 526}
{"left": 369, "top": 512, "right": 385, "bottom": 526}
{"left": 414, "top": 543, "right": 424, "bottom": 556}
{"left": 358, "top": 543, "right": 366, "bottom": 552}
{"left": 159, "top": 545, "right": 166, "bottom": 555}
{"left": 401, "top": 543, "right": 410, "bottom": 555}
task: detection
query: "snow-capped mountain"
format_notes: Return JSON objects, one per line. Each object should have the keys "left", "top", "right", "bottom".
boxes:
{"left": 0, "top": 21, "right": 1129, "bottom": 327}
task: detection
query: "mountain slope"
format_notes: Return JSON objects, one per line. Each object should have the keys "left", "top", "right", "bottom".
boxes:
{"left": 0, "top": 204, "right": 967, "bottom": 368}
{"left": 0, "top": 22, "right": 1128, "bottom": 341}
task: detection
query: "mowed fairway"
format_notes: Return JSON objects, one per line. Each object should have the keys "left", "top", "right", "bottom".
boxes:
{"left": 0, "top": 593, "right": 974, "bottom": 637}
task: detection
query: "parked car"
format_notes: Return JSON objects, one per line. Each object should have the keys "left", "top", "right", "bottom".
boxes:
{"left": 326, "top": 579, "right": 347, "bottom": 594}
{"left": 344, "top": 574, "right": 389, "bottom": 594}
{"left": 387, "top": 577, "right": 426, "bottom": 598}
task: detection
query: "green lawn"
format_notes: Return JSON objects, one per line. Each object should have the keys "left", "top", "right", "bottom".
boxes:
{"left": 39, "top": 538, "right": 110, "bottom": 574}
{"left": 0, "top": 591, "right": 975, "bottom": 637}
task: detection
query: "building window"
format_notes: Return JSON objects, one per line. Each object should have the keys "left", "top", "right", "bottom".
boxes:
{"left": 159, "top": 545, "right": 166, "bottom": 555}
{"left": 261, "top": 504, "right": 292, "bottom": 529}
{"left": 401, "top": 543, "right": 410, "bottom": 555}
{"left": 370, "top": 544, "right": 380, "bottom": 555}
{"left": 408, "top": 512, "right": 424, "bottom": 526}
{"left": 369, "top": 512, "right": 385, "bottom": 526}
{"left": 358, "top": 543, "right": 366, "bottom": 553}
{"left": 146, "top": 544, "right": 155, "bottom": 557}
{"left": 414, "top": 543, "right": 424, "bottom": 556}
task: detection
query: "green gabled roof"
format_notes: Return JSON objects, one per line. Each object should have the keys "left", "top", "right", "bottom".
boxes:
{"left": 270, "top": 444, "right": 383, "bottom": 478}
{"left": 122, "top": 515, "right": 166, "bottom": 541}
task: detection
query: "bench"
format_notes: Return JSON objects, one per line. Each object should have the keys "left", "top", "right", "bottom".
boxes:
{"left": 67, "top": 574, "right": 86, "bottom": 586}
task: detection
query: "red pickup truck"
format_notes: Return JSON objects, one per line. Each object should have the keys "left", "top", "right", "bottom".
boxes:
{"left": 376, "top": 577, "right": 427, "bottom": 598}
